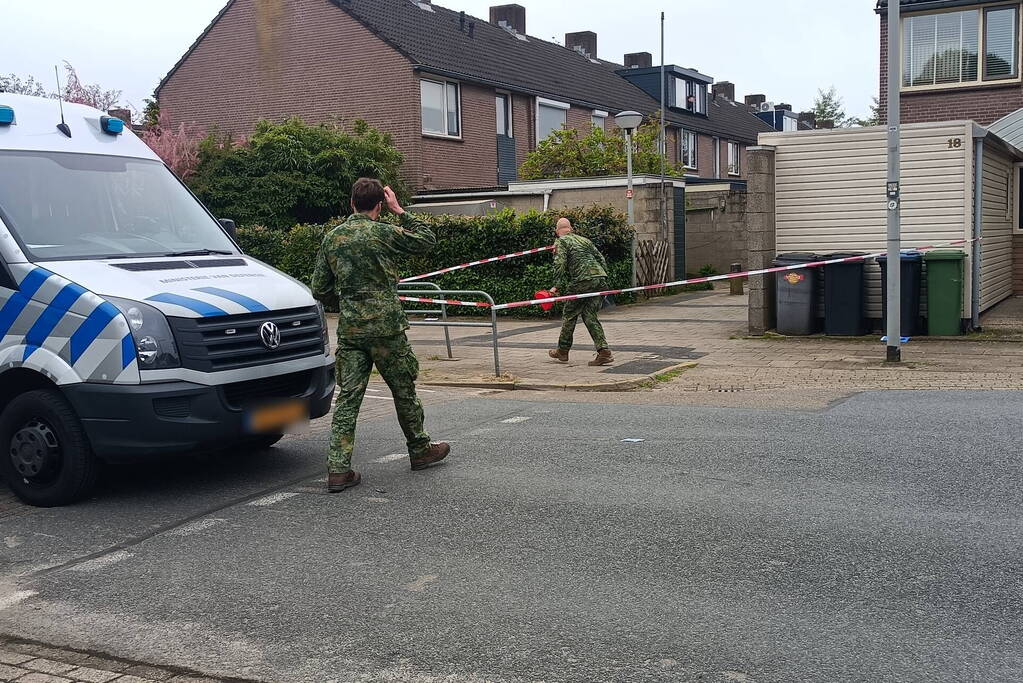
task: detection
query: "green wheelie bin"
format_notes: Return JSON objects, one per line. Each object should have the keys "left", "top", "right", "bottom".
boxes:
{"left": 923, "top": 250, "right": 965, "bottom": 336}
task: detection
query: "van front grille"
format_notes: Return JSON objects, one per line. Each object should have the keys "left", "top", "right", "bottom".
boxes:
{"left": 168, "top": 306, "right": 324, "bottom": 372}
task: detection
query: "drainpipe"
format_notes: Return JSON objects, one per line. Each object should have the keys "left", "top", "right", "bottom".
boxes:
{"left": 972, "top": 137, "right": 983, "bottom": 331}
{"left": 543, "top": 189, "right": 552, "bottom": 212}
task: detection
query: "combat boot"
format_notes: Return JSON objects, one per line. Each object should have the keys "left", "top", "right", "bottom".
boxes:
{"left": 327, "top": 470, "right": 361, "bottom": 493}
{"left": 588, "top": 349, "right": 614, "bottom": 366}
{"left": 411, "top": 442, "right": 450, "bottom": 470}
{"left": 548, "top": 348, "right": 569, "bottom": 362}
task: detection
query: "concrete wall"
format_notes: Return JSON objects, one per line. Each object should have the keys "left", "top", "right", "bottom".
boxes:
{"left": 685, "top": 186, "right": 748, "bottom": 274}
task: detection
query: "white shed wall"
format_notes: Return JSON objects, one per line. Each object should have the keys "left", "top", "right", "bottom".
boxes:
{"left": 762, "top": 123, "right": 974, "bottom": 319}
{"left": 980, "top": 144, "right": 1015, "bottom": 311}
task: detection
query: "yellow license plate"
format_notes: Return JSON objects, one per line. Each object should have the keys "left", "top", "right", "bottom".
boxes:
{"left": 248, "top": 400, "right": 309, "bottom": 433}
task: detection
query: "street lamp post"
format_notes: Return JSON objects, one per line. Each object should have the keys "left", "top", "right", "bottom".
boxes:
{"left": 615, "top": 111, "right": 643, "bottom": 287}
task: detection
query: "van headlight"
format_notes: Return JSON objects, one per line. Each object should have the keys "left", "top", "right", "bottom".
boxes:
{"left": 107, "top": 297, "right": 181, "bottom": 369}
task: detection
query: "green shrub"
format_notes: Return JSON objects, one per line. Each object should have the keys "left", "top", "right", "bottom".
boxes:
{"left": 188, "top": 118, "right": 408, "bottom": 230}
{"left": 236, "top": 205, "right": 635, "bottom": 317}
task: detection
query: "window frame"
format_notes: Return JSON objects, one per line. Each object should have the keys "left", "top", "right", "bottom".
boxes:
{"left": 1013, "top": 163, "right": 1023, "bottom": 233}
{"left": 727, "top": 142, "right": 740, "bottom": 177}
{"left": 900, "top": 3, "right": 1022, "bottom": 93}
{"left": 591, "top": 109, "right": 608, "bottom": 130}
{"left": 680, "top": 130, "right": 698, "bottom": 171}
{"left": 496, "top": 91, "right": 513, "bottom": 138}
{"left": 536, "top": 97, "right": 570, "bottom": 145}
{"left": 420, "top": 77, "right": 462, "bottom": 139}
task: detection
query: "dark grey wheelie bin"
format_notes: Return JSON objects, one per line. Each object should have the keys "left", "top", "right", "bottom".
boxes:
{"left": 773, "top": 252, "right": 821, "bottom": 335}
{"left": 824, "top": 252, "right": 867, "bottom": 336}
{"left": 877, "top": 251, "right": 923, "bottom": 337}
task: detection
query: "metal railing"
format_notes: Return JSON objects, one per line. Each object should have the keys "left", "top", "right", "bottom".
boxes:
{"left": 399, "top": 284, "right": 501, "bottom": 376}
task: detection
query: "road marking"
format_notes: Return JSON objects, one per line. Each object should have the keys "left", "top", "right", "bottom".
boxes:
{"left": 404, "top": 574, "right": 439, "bottom": 593}
{"left": 0, "top": 590, "right": 37, "bottom": 610}
{"left": 373, "top": 453, "right": 408, "bottom": 463}
{"left": 366, "top": 395, "right": 394, "bottom": 401}
{"left": 366, "top": 497, "right": 390, "bottom": 503}
{"left": 417, "top": 388, "right": 437, "bottom": 393}
{"left": 622, "top": 438, "right": 645, "bottom": 443}
{"left": 366, "top": 387, "right": 382, "bottom": 393}
{"left": 501, "top": 416, "right": 532, "bottom": 424}
{"left": 248, "top": 492, "right": 299, "bottom": 507}
{"left": 168, "top": 518, "right": 224, "bottom": 536}
{"left": 68, "top": 550, "right": 131, "bottom": 572}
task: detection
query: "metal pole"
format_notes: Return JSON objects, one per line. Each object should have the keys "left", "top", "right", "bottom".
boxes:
{"left": 972, "top": 137, "right": 983, "bottom": 330}
{"left": 627, "top": 129, "right": 636, "bottom": 287}
{"left": 885, "top": 0, "right": 902, "bottom": 362}
{"left": 660, "top": 10, "right": 667, "bottom": 241}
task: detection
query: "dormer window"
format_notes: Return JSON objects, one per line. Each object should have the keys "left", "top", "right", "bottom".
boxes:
{"left": 675, "top": 77, "right": 707, "bottom": 115}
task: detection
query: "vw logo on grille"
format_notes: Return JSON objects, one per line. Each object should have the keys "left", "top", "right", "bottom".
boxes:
{"left": 259, "top": 321, "right": 281, "bottom": 350}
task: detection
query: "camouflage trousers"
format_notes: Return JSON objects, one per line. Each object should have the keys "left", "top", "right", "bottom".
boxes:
{"left": 329, "top": 333, "right": 431, "bottom": 474}
{"left": 558, "top": 277, "right": 609, "bottom": 352}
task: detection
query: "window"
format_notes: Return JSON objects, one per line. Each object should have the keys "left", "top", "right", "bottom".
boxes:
{"left": 902, "top": 7, "right": 1019, "bottom": 88}
{"left": 782, "top": 116, "right": 798, "bottom": 132}
{"left": 727, "top": 142, "right": 740, "bottom": 176}
{"left": 496, "top": 93, "right": 512, "bottom": 137}
{"left": 680, "top": 130, "right": 698, "bottom": 170}
{"left": 985, "top": 6, "right": 1019, "bottom": 80}
{"left": 421, "top": 79, "right": 460, "bottom": 137}
{"left": 675, "top": 78, "right": 707, "bottom": 114}
{"left": 537, "top": 98, "right": 569, "bottom": 142}
{"left": 591, "top": 109, "right": 608, "bottom": 130}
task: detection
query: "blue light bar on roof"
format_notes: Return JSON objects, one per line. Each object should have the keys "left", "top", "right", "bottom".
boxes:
{"left": 0, "top": 106, "right": 14, "bottom": 126}
{"left": 100, "top": 115, "right": 124, "bottom": 135}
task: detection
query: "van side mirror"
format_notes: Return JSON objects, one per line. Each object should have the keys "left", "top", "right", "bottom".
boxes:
{"left": 218, "top": 218, "right": 237, "bottom": 238}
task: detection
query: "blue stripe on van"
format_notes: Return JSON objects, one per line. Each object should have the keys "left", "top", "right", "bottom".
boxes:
{"left": 69, "top": 301, "right": 120, "bottom": 365}
{"left": 146, "top": 293, "right": 228, "bottom": 317}
{"left": 121, "top": 333, "right": 135, "bottom": 369}
{"left": 24, "top": 282, "right": 87, "bottom": 360}
{"left": 0, "top": 268, "right": 51, "bottom": 338}
{"left": 193, "top": 287, "right": 269, "bottom": 313}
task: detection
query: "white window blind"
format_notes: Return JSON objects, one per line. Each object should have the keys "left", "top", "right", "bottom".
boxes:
{"left": 537, "top": 103, "right": 567, "bottom": 142}
{"left": 903, "top": 10, "right": 979, "bottom": 87}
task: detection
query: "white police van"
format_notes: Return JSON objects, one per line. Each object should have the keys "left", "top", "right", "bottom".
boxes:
{"left": 0, "top": 94, "right": 334, "bottom": 506}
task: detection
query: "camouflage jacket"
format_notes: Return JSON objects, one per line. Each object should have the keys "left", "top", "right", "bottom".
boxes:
{"left": 311, "top": 212, "right": 436, "bottom": 339}
{"left": 553, "top": 232, "right": 608, "bottom": 292}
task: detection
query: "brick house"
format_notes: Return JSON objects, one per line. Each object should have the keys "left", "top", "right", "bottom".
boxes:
{"left": 878, "top": 0, "right": 1023, "bottom": 295}
{"left": 877, "top": 0, "right": 1023, "bottom": 125}
{"left": 156, "top": 0, "right": 773, "bottom": 191}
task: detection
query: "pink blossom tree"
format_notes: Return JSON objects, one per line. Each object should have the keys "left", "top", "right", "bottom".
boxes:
{"left": 141, "top": 111, "right": 206, "bottom": 180}
{"left": 60, "top": 62, "right": 121, "bottom": 111}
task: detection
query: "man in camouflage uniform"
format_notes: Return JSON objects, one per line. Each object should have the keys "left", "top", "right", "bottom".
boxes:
{"left": 548, "top": 218, "right": 614, "bottom": 366}
{"left": 312, "top": 178, "right": 450, "bottom": 493}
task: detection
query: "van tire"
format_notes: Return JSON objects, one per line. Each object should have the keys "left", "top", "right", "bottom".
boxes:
{"left": 0, "top": 389, "right": 97, "bottom": 507}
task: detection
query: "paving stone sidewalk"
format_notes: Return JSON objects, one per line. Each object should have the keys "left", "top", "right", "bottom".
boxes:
{"left": 326, "top": 288, "right": 1023, "bottom": 392}
{"left": 0, "top": 638, "right": 241, "bottom": 683}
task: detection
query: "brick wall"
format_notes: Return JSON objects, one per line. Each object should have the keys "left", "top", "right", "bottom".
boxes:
{"left": 879, "top": 12, "right": 1023, "bottom": 125}
{"left": 420, "top": 81, "right": 499, "bottom": 190}
{"left": 159, "top": 0, "right": 423, "bottom": 185}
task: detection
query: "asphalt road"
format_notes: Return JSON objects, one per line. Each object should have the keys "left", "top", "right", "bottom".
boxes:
{"left": 1, "top": 389, "right": 1021, "bottom": 683}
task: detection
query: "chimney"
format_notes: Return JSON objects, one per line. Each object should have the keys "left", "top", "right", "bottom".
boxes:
{"left": 489, "top": 4, "right": 525, "bottom": 34}
{"left": 565, "top": 31, "right": 598, "bottom": 58}
{"left": 798, "top": 111, "right": 817, "bottom": 129}
{"left": 776, "top": 103, "right": 792, "bottom": 112}
{"left": 712, "top": 81, "right": 735, "bottom": 102}
{"left": 744, "top": 94, "right": 766, "bottom": 109}
{"left": 624, "top": 52, "right": 653, "bottom": 69}
{"left": 107, "top": 108, "right": 132, "bottom": 125}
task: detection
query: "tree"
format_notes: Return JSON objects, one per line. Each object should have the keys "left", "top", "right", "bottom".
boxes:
{"left": 0, "top": 73, "right": 49, "bottom": 97}
{"left": 141, "top": 111, "right": 205, "bottom": 180}
{"left": 186, "top": 117, "right": 408, "bottom": 229}
{"left": 520, "top": 118, "right": 685, "bottom": 180}
{"left": 811, "top": 86, "right": 848, "bottom": 128}
{"left": 852, "top": 97, "right": 882, "bottom": 127}
{"left": 142, "top": 97, "right": 160, "bottom": 128}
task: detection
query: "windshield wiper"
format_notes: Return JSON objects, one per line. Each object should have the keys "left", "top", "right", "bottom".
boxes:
{"left": 164, "top": 249, "right": 235, "bottom": 257}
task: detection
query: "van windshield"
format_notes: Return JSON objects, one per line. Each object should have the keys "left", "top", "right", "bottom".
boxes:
{"left": 0, "top": 151, "right": 238, "bottom": 261}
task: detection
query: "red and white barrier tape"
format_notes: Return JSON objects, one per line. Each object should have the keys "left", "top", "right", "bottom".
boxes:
{"left": 492, "top": 238, "right": 976, "bottom": 311}
{"left": 399, "top": 245, "right": 555, "bottom": 283}
{"left": 398, "top": 295, "right": 492, "bottom": 308}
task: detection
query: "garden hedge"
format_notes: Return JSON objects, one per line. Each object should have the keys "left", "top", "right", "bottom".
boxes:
{"left": 235, "top": 206, "right": 635, "bottom": 316}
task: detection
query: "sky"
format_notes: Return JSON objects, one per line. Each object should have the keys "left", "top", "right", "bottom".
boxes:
{"left": 2, "top": 0, "right": 881, "bottom": 119}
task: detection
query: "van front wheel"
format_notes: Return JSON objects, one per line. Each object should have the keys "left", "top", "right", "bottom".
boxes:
{"left": 0, "top": 389, "right": 97, "bottom": 507}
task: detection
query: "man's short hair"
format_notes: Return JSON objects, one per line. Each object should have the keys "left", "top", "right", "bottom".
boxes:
{"left": 351, "top": 178, "right": 385, "bottom": 212}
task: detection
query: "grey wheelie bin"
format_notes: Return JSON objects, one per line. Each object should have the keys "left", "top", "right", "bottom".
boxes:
{"left": 773, "top": 252, "right": 821, "bottom": 335}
